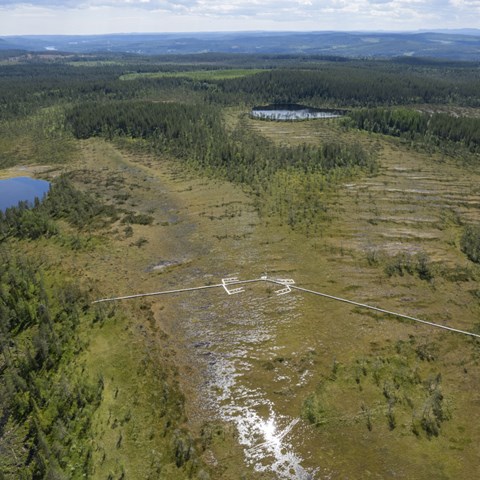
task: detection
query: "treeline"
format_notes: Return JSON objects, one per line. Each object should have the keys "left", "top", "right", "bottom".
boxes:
{"left": 348, "top": 108, "right": 480, "bottom": 153}
{"left": 0, "top": 178, "right": 116, "bottom": 477}
{"left": 66, "top": 100, "right": 219, "bottom": 145}
{"left": 3, "top": 57, "right": 480, "bottom": 120}
{"left": 66, "top": 100, "right": 375, "bottom": 230}
{"left": 0, "top": 176, "right": 117, "bottom": 242}
{"left": 0, "top": 176, "right": 207, "bottom": 478}
{"left": 210, "top": 66, "right": 480, "bottom": 107}
{"left": 0, "top": 63, "right": 157, "bottom": 119}
{"left": 0, "top": 64, "right": 108, "bottom": 117}
{"left": 67, "top": 100, "right": 375, "bottom": 181}
{"left": 0, "top": 249, "right": 102, "bottom": 478}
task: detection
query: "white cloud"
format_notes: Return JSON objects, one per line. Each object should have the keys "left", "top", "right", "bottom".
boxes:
{"left": 0, "top": 0, "right": 478, "bottom": 34}
{"left": 450, "top": 0, "right": 480, "bottom": 9}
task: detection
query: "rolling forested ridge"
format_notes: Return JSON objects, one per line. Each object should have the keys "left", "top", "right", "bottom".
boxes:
{"left": 1, "top": 50, "right": 480, "bottom": 479}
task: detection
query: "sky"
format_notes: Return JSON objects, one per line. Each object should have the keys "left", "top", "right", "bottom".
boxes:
{"left": 0, "top": 0, "right": 479, "bottom": 36}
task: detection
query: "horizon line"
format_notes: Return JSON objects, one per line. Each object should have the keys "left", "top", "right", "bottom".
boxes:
{"left": 2, "top": 28, "right": 480, "bottom": 38}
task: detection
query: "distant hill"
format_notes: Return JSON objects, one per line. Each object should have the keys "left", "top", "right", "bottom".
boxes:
{"left": 1, "top": 31, "right": 480, "bottom": 60}
{"left": 0, "top": 38, "right": 27, "bottom": 51}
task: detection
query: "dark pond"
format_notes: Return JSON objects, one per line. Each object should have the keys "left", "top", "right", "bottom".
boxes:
{"left": 251, "top": 104, "right": 346, "bottom": 121}
{"left": 0, "top": 177, "right": 50, "bottom": 212}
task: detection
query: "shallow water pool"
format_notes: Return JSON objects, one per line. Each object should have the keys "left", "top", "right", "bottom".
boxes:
{"left": 0, "top": 176, "right": 50, "bottom": 212}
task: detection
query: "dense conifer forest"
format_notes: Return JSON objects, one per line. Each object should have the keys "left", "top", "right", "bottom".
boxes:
{"left": 0, "top": 180, "right": 109, "bottom": 477}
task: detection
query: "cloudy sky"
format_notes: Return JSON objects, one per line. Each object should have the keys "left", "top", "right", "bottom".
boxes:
{"left": 0, "top": 0, "right": 478, "bottom": 35}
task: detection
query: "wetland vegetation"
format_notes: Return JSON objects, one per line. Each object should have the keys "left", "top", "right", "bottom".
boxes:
{"left": 1, "top": 51, "right": 480, "bottom": 479}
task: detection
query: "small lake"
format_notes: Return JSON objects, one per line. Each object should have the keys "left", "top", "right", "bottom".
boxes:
{"left": 251, "top": 104, "right": 346, "bottom": 121}
{"left": 0, "top": 177, "right": 50, "bottom": 212}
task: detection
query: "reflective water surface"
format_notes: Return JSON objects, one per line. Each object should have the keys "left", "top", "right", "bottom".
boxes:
{"left": 251, "top": 104, "right": 345, "bottom": 121}
{"left": 0, "top": 176, "right": 50, "bottom": 212}
{"left": 178, "top": 285, "right": 318, "bottom": 479}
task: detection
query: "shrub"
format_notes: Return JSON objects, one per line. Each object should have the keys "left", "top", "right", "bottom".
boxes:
{"left": 461, "top": 225, "right": 480, "bottom": 264}
{"left": 384, "top": 252, "right": 434, "bottom": 281}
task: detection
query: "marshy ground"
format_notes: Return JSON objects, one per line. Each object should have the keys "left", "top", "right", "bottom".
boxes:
{"left": 3, "top": 108, "right": 479, "bottom": 478}
{"left": 38, "top": 110, "right": 480, "bottom": 478}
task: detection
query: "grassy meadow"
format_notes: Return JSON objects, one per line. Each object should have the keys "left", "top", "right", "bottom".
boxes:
{"left": 120, "top": 69, "right": 265, "bottom": 81}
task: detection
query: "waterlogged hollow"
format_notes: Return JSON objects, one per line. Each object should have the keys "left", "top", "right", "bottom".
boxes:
{"left": 251, "top": 104, "right": 345, "bottom": 121}
{"left": 0, "top": 176, "right": 50, "bottom": 211}
{"left": 176, "top": 283, "right": 318, "bottom": 479}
